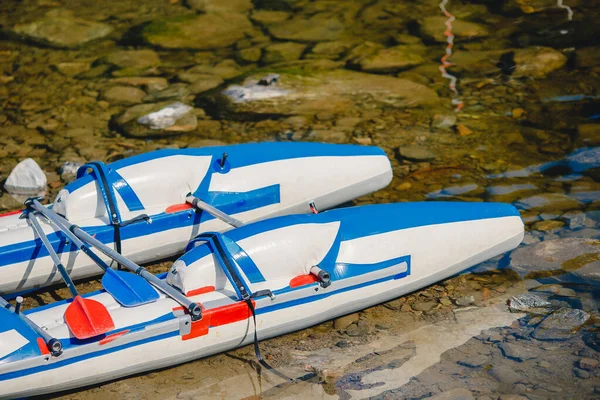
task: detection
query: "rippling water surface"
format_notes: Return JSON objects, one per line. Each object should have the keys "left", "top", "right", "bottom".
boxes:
{"left": 0, "top": 0, "right": 598, "bottom": 398}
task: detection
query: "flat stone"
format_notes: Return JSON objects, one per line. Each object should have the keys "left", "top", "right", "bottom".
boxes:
{"left": 515, "top": 193, "right": 581, "bottom": 213}
{"left": 54, "top": 62, "right": 91, "bottom": 77}
{"left": 510, "top": 238, "right": 600, "bottom": 278}
{"left": 111, "top": 77, "right": 169, "bottom": 92}
{"left": 432, "top": 114, "right": 457, "bottom": 129}
{"left": 531, "top": 220, "right": 564, "bottom": 231}
{"left": 488, "top": 365, "right": 525, "bottom": 385}
{"left": 532, "top": 308, "right": 590, "bottom": 341}
{"left": 103, "top": 49, "right": 161, "bottom": 76}
{"left": 204, "top": 70, "right": 439, "bottom": 119}
{"left": 4, "top": 158, "right": 46, "bottom": 196}
{"left": 574, "top": 368, "right": 590, "bottom": 379}
{"left": 397, "top": 145, "right": 436, "bottom": 162}
{"left": 333, "top": 313, "right": 359, "bottom": 330}
{"left": 576, "top": 46, "right": 600, "bottom": 69}
{"left": 357, "top": 45, "right": 425, "bottom": 73}
{"left": 508, "top": 293, "right": 552, "bottom": 312}
{"left": 236, "top": 46, "right": 262, "bottom": 63}
{"left": 412, "top": 300, "right": 438, "bottom": 312}
{"left": 101, "top": 86, "right": 146, "bottom": 105}
{"left": 262, "top": 42, "right": 306, "bottom": 64}
{"left": 455, "top": 296, "right": 475, "bottom": 307}
{"left": 186, "top": 0, "right": 253, "bottom": 14}
{"left": 420, "top": 16, "right": 489, "bottom": 43}
{"left": 345, "top": 320, "right": 370, "bottom": 337}
{"left": 512, "top": 47, "right": 567, "bottom": 78}
{"left": 189, "top": 75, "right": 224, "bottom": 95}
{"left": 113, "top": 102, "right": 197, "bottom": 138}
{"left": 12, "top": 10, "right": 113, "bottom": 48}
{"left": 426, "top": 388, "right": 475, "bottom": 400}
{"left": 144, "top": 83, "right": 189, "bottom": 102}
{"left": 571, "top": 261, "right": 600, "bottom": 283}
{"left": 250, "top": 10, "right": 291, "bottom": 25}
{"left": 499, "top": 342, "right": 538, "bottom": 361}
{"left": 578, "top": 357, "right": 599, "bottom": 370}
{"left": 457, "top": 354, "right": 490, "bottom": 368}
{"left": 268, "top": 14, "right": 344, "bottom": 42}
{"left": 142, "top": 14, "right": 253, "bottom": 49}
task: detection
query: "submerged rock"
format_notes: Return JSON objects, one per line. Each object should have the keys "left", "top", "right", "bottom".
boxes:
{"left": 420, "top": 16, "right": 489, "bottom": 43}
{"left": 262, "top": 42, "right": 306, "bottom": 64}
{"left": 4, "top": 158, "right": 47, "bottom": 196}
{"left": 102, "top": 49, "right": 161, "bottom": 76}
{"left": 508, "top": 293, "right": 552, "bottom": 312}
{"left": 515, "top": 193, "right": 581, "bottom": 212}
{"left": 532, "top": 308, "right": 590, "bottom": 340}
{"left": 142, "top": 14, "right": 253, "bottom": 49}
{"left": 101, "top": 86, "right": 146, "bottom": 105}
{"left": 510, "top": 238, "right": 600, "bottom": 278}
{"left": 512, "top": 47, "right": 567, "bottom": 78}
{"left": 186, "top": 0, "right": 253, "bottom": 14}
{"left": 113, "top": 102, "right": 197, "bottom": 138}
{"left": 12, "top": 10, "right": 113, "bottom": 48}
{"left": 356, "top": 45, "right": 426, "bottom": 73}
{"left": 202, "top": 70, "right": 439, "bottom": 119}
{"left": 268, "top": 14, "right": 344, "bottom": 42}
{"left": 397, "top": 145, "right": 437, "bottom": 162}
{"left": 499, "top": 342, "right": 539, "bottom": 361}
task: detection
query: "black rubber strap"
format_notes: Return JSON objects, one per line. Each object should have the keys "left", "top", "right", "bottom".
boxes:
{"left": 246, "top": 298, "right": 294, "bottom": 382}
{"left": 194, "top": 233, "right": 294, "bottom": 382}
{"left": 87, "top": 162, "right": 122, "bottom": 267}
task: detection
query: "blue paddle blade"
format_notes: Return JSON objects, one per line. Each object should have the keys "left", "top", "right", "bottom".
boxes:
{"left": 102, "top": 269, "right": 159, "bottom": 307}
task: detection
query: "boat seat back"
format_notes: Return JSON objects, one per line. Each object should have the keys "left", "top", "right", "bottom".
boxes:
{"left": 54, "top": 155, "right": 212, "bottom": 222}
{"left": 168, "top": 222, "right": 340, "bottom": 296}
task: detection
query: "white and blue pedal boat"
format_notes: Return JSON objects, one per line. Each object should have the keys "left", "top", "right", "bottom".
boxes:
{"left": 0, "top": 201, "right": 523, "bottom": 398}
{"left": 0, "top": 142, "right": 392, "bottom": 294}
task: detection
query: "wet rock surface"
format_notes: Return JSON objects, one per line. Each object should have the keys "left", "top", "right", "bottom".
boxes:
{"left": 0, "top": 0, "right": 598, "bottom": 398}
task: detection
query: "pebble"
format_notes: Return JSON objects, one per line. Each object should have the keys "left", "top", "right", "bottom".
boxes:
{"left": 578, "top": 358, "right": 599, "bottom": 370}
{"left": 137, "top": 102, "right": 195, "bottom": 130}
{"left": 412, "top": 300, "right": 438, "bottom": 312}
{"left": 333, "top": 313, "right": 359, "bottom": 330}
{"left": 431, "top": 113, "right": 457, "bottom": 130}
{"left": 498, "top": 342, "right": 538, "bottom": 361}
{"left": 4, "top": 158, "right": 47, "bottom": 196}
{"left": 531, "top": 220, "right": 564, "bottom": 231}
{"left": 455, "top": 296, "right": 475, "bottom": 307}
{"left": 397, "top": 145, "right": 437, "bottom": 162}
{"left": 507, "top": 293, "right": 552, "bottom": 313}
{"left": 574, "top": 368, "right": 590, "bottom": 379}
{"left": 101, "top": 86, "right": 146, "bottom": 105}
{"left": 532, "top": 308, "right": 590, "bottom": 341}
{"left": 457, "top": 124, "right": 473, "bottom": 137}
{"left": 512, "top": 108, "right": 525, "bottom": 118}
{"left": 59, "top": 161, "right": 82, "bottom": 181}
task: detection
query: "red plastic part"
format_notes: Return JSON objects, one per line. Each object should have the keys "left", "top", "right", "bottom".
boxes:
{"left": 166, "top": 203, "right": 193, "bottom": 213}
{"left": 37, "top": 338, "right": 49, "bottom": 355}
{"left": 179, "top": 300, "right": 256, "bottom": 341}
{"left": 186, "top": 286, "right": 215, "bottom": 297}
{"left": 99, "top": 330, "right": 130, "bottom": 345}
{"left": 0, "top": 209, "right": 23, "bottom": 218}
{"left": 289, "top": 274, "right": 318, "bottom": 288}
{"left": 64, "top": 296, "right": 115, "bottom": 340}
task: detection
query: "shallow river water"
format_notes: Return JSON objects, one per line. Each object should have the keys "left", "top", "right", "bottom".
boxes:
{"left": 0, "top": 0, "right": 599, "bottom": 399}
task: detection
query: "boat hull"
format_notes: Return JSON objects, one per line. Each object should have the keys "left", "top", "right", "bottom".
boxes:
{"left": 0, "top": 202, "right": 523, "bottom": 398}
{"left": 0, "top": 142, "right": 392, "bottom": 294}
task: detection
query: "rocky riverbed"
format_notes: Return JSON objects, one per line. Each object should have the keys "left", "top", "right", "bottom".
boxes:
{"left": 1, "top": 0, "right": 599, "bottom": 398}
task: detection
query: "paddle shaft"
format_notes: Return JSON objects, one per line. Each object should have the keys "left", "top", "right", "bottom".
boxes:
{"left": 0, "top": 296, "right": 63, "bottom": 356}
{"left": 31, "top": 200, "right": 202, "bottom": 320}
{"left": 186, "top": 195, "right": 244, "bottom": 228}
{"left": 28, "top": 212, "right": 78, "bottom": 298}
